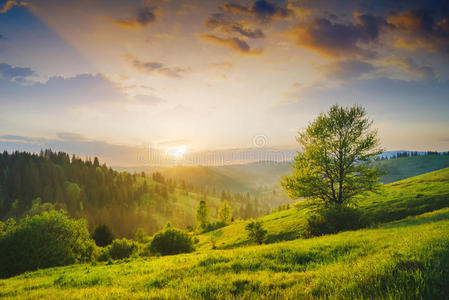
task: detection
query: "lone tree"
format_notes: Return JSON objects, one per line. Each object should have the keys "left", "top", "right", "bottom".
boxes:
{"left": 217, "top": 200, "right": 232, "bottom": 224}
{"left": 282, "top": 104, "right": 382, "bottom": 206}
{"left": 196, "top": 200, "right": 209, "bottom": 229}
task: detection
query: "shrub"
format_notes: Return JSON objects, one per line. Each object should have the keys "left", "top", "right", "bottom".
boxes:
{"left": 0, "top": 210, "right": 95, "bottom": 278}
{"left": 245, "top": 220, "right": 267, "bottom": 245}
{"left": 92, "top": 224, "right": 114, "bottom": 247}
{"left": 108, "top": 238, "right": 138, "bottom": 260}
{"left": 134, "top": 227, "right": 149, "bottom": 244}
{"left": 303, "top": 205, "right": 366, "bottom": 237}
{"left": 150, "top": 225, "right": 194, "bottom": 255}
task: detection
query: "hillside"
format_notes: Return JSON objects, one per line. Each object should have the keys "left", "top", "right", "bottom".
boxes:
{"left": 377, "top": 154, "right": 449, "bottom": 183}
{"left": 2, "top": 207, "right": 449, "bottom": 298}
{"left": 161, "top": 155, "right": 449, "bottom": 193}
{"left": 197, "top": 167, "right": 449, "bottom": 250}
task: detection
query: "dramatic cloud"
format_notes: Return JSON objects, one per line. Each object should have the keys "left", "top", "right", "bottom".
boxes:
{"left": 114, "top": 6, "right": 159, "bottom": 29}
{"left": 221, "top": 0, "right": 293, "bottom": 23}
{"left": 126, "top": 55, "right": 191, "bottom": 78}
{"left": 200, "top": 34, "right": 263, "bottom": 55}
{"left": 288, "top": 13, "right": 388, "bottom": 58}
{"left": 384, "top": 56, "right": 436, "bottom": 79}
{"left": 204, "top": 13, "right": 265, "bottom": 38}
{"left": 0, "top": 63, "right": 35, "bottom": 80}
{"left": 319, "top": 60, "right": 376, "bottom": 80}
{"left": 387, "top": 9, "right": 449, "bottom": 52}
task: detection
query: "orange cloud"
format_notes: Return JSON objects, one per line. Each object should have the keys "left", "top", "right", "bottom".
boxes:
{"left": 114, "top": 6, "right": 159, "bottom": 29}
{"left": 387, "top": 9, "right": 449, "bottom": 52}
{"left": 200, "top": 34, "right": 263, "bottom": 56}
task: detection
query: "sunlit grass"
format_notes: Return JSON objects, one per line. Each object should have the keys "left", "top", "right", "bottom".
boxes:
{"left": 2, "top": 208, "right": 449, "bottom": 299}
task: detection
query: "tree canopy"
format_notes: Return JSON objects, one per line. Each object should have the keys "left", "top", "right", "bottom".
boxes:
{"left": 282, "top": 104, "right": 382, "bottom": 206}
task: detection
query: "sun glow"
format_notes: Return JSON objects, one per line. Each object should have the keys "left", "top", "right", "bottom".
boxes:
{"left": 167, "top": 145, "right": 187, "bottom": 158}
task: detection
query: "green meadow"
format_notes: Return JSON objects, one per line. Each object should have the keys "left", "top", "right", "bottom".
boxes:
{"left": 2, "top": 167, "right": 449, "bottom": 299}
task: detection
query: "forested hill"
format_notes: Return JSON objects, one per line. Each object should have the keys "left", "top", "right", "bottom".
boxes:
{"left": 0, "top": 150, "right": 269, "bottom": 237}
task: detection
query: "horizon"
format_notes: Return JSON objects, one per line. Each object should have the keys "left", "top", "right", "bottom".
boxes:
{"left": 1, "top": 0, "right": 449, "bottom": 165}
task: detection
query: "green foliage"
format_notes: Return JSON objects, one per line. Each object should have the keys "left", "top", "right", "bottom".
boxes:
{"left": 0, "top": 210, "right": 94, "bottom": 278}
{"left": 303, "top": 205, "right": 366, "bottom": 237}
{"left": 150, "top": 225, "right": 194, "bottom": 255}
{"left": 108, "top": 238, "right": 138, "bottom": 260}
{"left": 245, "top": 220, "right": 267, "bottom": 245}
{"left": 196, "top": 200, "right": 209, "bottom": 229}
{"left": 282, "top": 104, "right": 382, "bottom": 206}
{"left": 218, "top": 200, "right": 232, "bottom": 224}
{"left": 134, "top": 227, "right": 149, "bottom": 244}
{"left": 5, "top": 208, "right": 449, "bottom": 299}
{"left": 92, "top": 224, "right": 114, "bottom": 247}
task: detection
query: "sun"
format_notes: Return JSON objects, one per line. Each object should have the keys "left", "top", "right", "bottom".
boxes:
{"left": 167, "top": 145, "right": 187, "bottom": 158}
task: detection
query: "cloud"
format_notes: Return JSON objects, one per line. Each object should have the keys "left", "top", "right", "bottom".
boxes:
{"left": 0, "top": 34, "right": 4, "bottom": 40}
{"left": 126, "top": 55, "right": 191, "bottom": 78}
{"left": 221, "top": 0, "right": 293, "bottom": 24}
{"left": 200, "top": 34, "right": 263, "bottom": 55}
{"left": 0, "top": 0, "right": 25, "bottom": 14}
{"left": 383, "top": 56, "right": 436, "bottom": 79}
{"left": 287, "top": 13, "right": 388, "bottom": 58}
{"left": 387, "top": 9, "right": 449, "bottom": 52}
{"left": 114, "top": 6, "right": 159, "bottom": 29}
{"left": 319, "top": 60, "right": 376, "bottom": 80}
{"left": 0, "top": 63, "right": 35, "bottom": 80}
{"left": 204, "top": 13, "right": 265, "bottom": 38}
{"left": 0, "top": 72, "right": 124, "bottom": 106}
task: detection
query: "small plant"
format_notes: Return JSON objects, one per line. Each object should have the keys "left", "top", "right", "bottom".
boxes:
{"left": 245, "top": 220, "right": 267, "bottom": 245}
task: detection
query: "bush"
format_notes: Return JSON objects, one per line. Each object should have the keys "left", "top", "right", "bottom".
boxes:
{"left": 108, "top": 238, "right": 138, "bottom": 260}
{"left": 150, "top": 225, "right": 194, "bottom": 255}
{"left": 303, "top": 205, "right": 366, "bottom": 237}
{"left": 245, "top": 220, "right": 267, "bottom": 245}
{"left": 92, "top": 224, "right": 114, "bottom": 247}
{"left": 0, "top": 210, "right": 95, "bottom": 278}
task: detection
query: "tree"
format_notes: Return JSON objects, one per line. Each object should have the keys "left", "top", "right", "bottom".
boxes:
{"left": 217, "top": 200, "right": 232, "bottom": 224}
{"left": 196, "top": 200, "right": 209, "bottom": 229}
{"left": 92, "top": 224, "right": 114, "bottom": 247}
{"left": 281, "top": 104, "right": 382, "bottom": 206}
{"left": 245, "top": 220, "right": 267, "bottom": 245}
{"left": 0, "top": 210, "right": 94, "bottom": 278}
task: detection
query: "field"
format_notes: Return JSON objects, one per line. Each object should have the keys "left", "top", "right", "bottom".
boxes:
{"left": 2, "top": 168, "right": 449, "bottom": 299}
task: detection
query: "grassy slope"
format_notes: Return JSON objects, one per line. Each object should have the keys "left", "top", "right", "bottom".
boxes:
{"left": 2, "top": 208, "right": 449, "bottom": 299}
{"left": 197, "top": 167, "right": 449, "bottom": 250}
{"left": 377, "top": 155, "right": 449, "bottom": 183}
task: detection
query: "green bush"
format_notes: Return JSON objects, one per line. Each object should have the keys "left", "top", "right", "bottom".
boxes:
{"left": 150, "top": 226, "right": 194, "bottom": 255}
{"left": 0, "top": 210, "right": 94, "bottom": 278}
{"left": 303, "top": 205, "right": 366, "bottom": 237}
{"left": 108, "top": 238, "right": 138, "bottom": 260}
{"left": 92, "top": 224, "right": 114, "bottom": 247}
{"left": 245, "top": 220, "right": 267, "bottom": 245}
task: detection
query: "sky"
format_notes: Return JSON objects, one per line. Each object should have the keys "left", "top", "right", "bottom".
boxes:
{"left": 1, "top": 0, "right": 449, "bottom": 165}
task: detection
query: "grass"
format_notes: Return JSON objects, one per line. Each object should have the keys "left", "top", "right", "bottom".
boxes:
{"left": 2, "top": 167, "right": 449, "bottom": 299}
{"left": 2, "top": 208, "right": 449, "bottom": 299}
{"left": 197, "top": 167, "right": 449, "bottom": 250}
